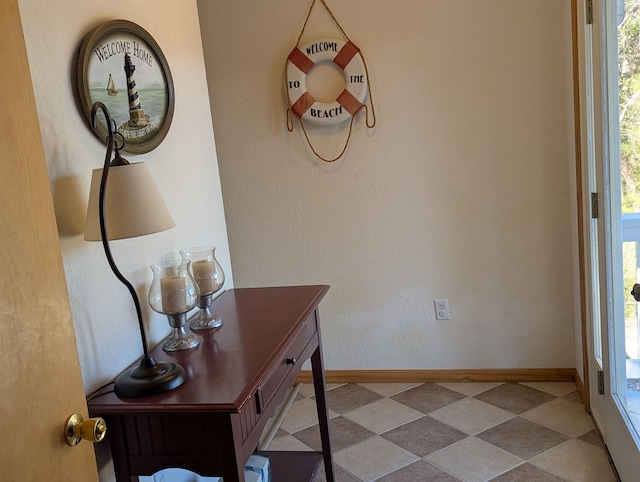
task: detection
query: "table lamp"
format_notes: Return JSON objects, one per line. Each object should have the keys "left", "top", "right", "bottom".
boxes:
{"left": 85, "top": 101, "right": 186, "bottom": 397}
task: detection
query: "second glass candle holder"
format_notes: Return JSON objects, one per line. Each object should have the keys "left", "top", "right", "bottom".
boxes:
{"left": 180, "top": 247, "right": 225, "bottom": 331}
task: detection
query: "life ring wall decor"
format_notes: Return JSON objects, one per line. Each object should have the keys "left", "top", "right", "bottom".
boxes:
{"left": 287, "top": 38, "right": 367, "bottom": 126}
{"left": 284, "top": 0, "right": 376, "bottom": 163}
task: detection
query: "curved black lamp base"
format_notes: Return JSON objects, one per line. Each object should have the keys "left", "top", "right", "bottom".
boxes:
{"left": 114, "top": 356, "right": 187, "bottom": 398}
{"left": 89, "top": 103, "right": 186, "bottom": 399}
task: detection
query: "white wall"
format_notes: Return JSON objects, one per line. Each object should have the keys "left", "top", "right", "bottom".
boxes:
{"left": 198, "top": 0, "right": 578, "bottom": 371}
{"left": 17, "top": 0, "right": 231, "bottom": 411}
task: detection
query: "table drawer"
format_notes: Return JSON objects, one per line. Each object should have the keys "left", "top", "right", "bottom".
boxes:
{"left": 237, "top": 311, "right": 319, "bottom": 444}
{"left": 256, "top": 312, "right": 316, "bottom": 413}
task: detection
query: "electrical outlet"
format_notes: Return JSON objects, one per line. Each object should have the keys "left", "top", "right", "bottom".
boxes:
{"left": 434, "top": 299, "right": 450, "bottom": 320}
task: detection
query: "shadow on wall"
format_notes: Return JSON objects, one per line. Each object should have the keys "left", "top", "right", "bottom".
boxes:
{"left": 52, "top": 175, "right": 87, "bottom": 238}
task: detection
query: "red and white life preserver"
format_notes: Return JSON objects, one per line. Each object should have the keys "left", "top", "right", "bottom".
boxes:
{"left": 286, "top": 38, "right": 368, "bottom": 126}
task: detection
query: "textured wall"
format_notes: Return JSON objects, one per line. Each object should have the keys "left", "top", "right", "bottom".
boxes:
{"left": 198, "top": 0, "right": 578, "bottom": 370}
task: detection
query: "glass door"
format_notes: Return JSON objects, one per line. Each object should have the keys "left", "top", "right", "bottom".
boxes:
{"left": 587, "top": 0, "right": 640, "bottom": 477}
{"left": 617, "top": 0, "right": 640, "bottom": 432}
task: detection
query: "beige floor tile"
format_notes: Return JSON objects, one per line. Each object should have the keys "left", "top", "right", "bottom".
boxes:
{"left": 297, "top": 383, "right": 316, "bottom": 398}
{"left": 438, "top": 382, "right": 504, "bottom": 397}
{"left": 343, "top": 397, "right": 424, "bottom": 434}
{"left": 529, "top": 438, "right": 617, "bottom": 482}
{"left": 425, "top": 436, "right": 524, "bottom": 482}
{"left": 333, "top": 436, "right": 420, "bottom": 482}
{"left": 298, "top": 382, "right": 346, "bottom": 398}
{"left": 266, "top": 434, "right": 313, "bottom": 451}
{"left": 358, "top": 382, "right": 423, "bottom": 397}
{"left": 312, "top": 462, "right": 361, "bottom": 482}
{"left": 326, "top": 383, "right": 347, "bottom": 390}
{"left": 520, "top": 381, "right": 578, "bottom": 397}
{"left": 521, "top": 397, "right": 595, "bottom": 438}
{"left": 280, "top": 397, "right": 336, "bottom": 434}
{"left": 429, "top": 397, "right": 515, "bottom": 435}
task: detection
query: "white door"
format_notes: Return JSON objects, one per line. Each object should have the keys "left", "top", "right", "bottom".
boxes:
{"left": 584, "top": 0, "right": 640, "bottom": 478}
{"left": 0, "top": 1, "right": 99, "bottom": 480}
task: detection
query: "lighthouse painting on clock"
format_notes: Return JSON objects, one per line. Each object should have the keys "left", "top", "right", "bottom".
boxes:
{"left": 76, "top": 20, "right": 175, "bottom": 154}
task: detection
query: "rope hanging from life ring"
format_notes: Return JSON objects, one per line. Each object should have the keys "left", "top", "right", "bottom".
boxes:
{"left": 285, "top": 0, "right": 376, "bottom": 162}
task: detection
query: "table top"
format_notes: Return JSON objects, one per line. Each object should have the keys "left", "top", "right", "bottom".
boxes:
{"left": 87, "top": 285, "right": 329, "bottom": 414}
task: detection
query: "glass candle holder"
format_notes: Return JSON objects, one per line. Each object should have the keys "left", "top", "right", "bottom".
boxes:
{"left": 180, "top": 247, "right": 225, "bottom": 331}
{"left": 149, "top": 259, "right": 200, "bottom": 352}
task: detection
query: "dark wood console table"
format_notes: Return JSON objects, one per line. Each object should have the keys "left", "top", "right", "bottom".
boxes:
{"left": 88, "top": 285, "right": 334, "bottom": 482}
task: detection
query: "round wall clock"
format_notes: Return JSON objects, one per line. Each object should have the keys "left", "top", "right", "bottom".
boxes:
{"left": 76, "top": 19, "right": 175, "bottom": 154}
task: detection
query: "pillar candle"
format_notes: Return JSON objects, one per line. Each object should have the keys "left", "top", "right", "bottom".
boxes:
{"left": 192, "top": 259, "right": 217, "bottom": 294}
{"left": 161, "top": 276, "right": 187, "bottom": 313}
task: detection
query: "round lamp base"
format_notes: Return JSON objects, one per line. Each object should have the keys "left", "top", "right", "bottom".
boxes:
{"left": 114, "top": 357, "right": 187, "bottom": 398}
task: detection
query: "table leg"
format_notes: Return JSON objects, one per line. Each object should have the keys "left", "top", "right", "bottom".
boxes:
{"left": 311, "top": 344, "right": 335, "bottom": 482}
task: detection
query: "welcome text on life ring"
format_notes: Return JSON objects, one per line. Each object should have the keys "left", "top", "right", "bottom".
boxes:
{"left": 286, "top": 38, "right": 368, "bottom": 126}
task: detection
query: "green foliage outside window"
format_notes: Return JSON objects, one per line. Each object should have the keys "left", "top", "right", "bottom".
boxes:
{"left": 620, "top": 1, "right": 640, "bottom": 349}
{"left": 620, "top": 1, "right": 640, "bottom": 212}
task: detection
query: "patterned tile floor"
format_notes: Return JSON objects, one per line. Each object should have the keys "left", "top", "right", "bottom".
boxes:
{"left": 265, "top": 382, "right": 619, "bottom": 482}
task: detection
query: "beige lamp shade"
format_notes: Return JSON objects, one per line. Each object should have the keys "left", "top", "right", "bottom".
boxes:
{"left": 84, "top": 162, "right": 175, "bottom": 241}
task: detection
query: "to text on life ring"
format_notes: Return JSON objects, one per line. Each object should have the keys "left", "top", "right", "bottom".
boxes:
{"left": 286, "top": 38, "right": 368, "bottom": 126}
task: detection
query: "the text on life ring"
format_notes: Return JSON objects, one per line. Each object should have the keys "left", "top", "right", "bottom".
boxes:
{"left": 286, "top": 38, "right": 368, "bottom": 126}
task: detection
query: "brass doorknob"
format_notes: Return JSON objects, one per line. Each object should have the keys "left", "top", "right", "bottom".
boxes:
{"left": 64, "top": 413, "right": 107, "bottom": 446}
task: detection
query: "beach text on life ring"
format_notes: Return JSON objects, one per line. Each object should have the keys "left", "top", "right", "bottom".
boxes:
{"left": 286, "top": 38, "right": 368, "bottom": 126}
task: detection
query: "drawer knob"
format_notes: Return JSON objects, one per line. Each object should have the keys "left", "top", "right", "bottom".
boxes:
{"left": 286, "top": 357, "right": 297, "bottom": 365}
